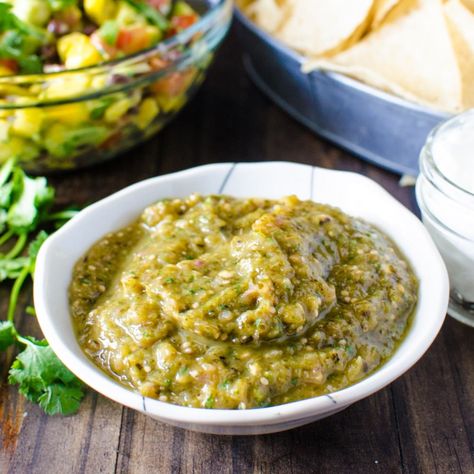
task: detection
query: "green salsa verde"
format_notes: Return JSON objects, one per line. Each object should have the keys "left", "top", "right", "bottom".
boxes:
{"left": 70, "top": 194, "right": 418, "bottom": 409}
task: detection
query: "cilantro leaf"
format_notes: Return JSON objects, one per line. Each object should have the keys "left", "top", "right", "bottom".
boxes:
{"left": 46, "top": 0, "right": 77, "bottom": 12}
{"left": 0, "top": 5, "right": 46, "bottom": 74}
{"left": 0, "top": 160, "right": 15, "bottom": 210}
{"left": 124, "top": 0, "right": 169, "bottom": 30}
{"left": 0, "top": 209, "right": 6, "bottom": 234}
{"left": 0, "top": 182, "right": 14, "bottom": 209}
{"left": 0, "top": 159, "right": 15, "bottom": 188}
{"left": 28, "top": 230, "right": 48, "bottom": 260}
{"left": 0, "top": 4, "right": 29, "bottom": 33}
{"left": 0, "top": 161, "right": 84, "bottom": 416}
{"left": 90, "top": 97, "right": 115, "bottom": 120}
{"left": 7, "top": 169, "right": 54, "bottom": 233}
{"left": 8, "top": 337, "right": 85, "bottom": 414}
{"left": 38, "top": 383, "right": 84, "bottom": 415}
{"left": 98, "top": 20, "right": 119, "bottom": 46}
{"left": 0, "top": 320, "right": 16, "bottom": 350}
{"left": 45, "top": 125, "right": 109, "bottom": 158}
{"left": 0, "top": 256, "right": 29, "bottom": 281}
{"left": 16, "top": 54, "right": 43, "bottom": 74}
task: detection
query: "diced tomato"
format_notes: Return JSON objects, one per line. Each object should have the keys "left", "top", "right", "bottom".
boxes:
{"left": 167, "top": 14, "right": 199, "bottom": 36}
{"left": 0, "top": 59, "right": 19, "bottom": 74}
{"left": 99, "top": 131, "right": 123, "bottom": 150}
{"left": 149, "top": 56, "right": 169, "bottom": 71}
{"left": 150, "top": 68, "right": 195, "bottom": 96}
{"left": 55, "top": 6, "right": 82, "bottom": 29}
{"left": 147, "top": 0, "right": 172, "bottom": 14}
{"left": 116, "top": 27, "right": 155, "bottom": 55}
{"left": 90, "top": 32, "right": 118, "bottom": 60}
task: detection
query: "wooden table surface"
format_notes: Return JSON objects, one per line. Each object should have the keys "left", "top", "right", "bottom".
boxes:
{"left": 1, "top": 28, "right": 473, "bottom": 474}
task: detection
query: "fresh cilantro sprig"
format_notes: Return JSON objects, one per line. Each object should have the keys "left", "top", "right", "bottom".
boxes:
{"left": 124, "top": 0, "right": 169, "bottom": 30}
{"left": 46, "top": 0, "right": 78, "bottom": 12}
{"left": 0, "top": 159, "right": 84, "bottom": 416}
{"left": 9, "top": 336, "right": 84, "bottom": 415}
{"left": 0, "top": 3, "right": 48, "bottom": 74}
{"left": 0, "top": 3, "right": 31, "bottom": 34}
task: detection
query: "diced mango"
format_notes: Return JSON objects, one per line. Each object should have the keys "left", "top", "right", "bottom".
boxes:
{"left": 115, "top": 1, "right": 147, "bottom": 26}
{"left": 44, "top": 123, "right": 109, "bottom": 158}
{"left": 84, "top": 0, "right": 117, "bottom": 25}
{"left": 0, "top": 101, "right": 11, "bottom": 119}
{"left": 104, "top": 98, "right": 132, "bottom": 123}
{"left": 13, "top": 0, "right": 51, "bottom": 26}
{"left": 0, "top": 119, "right": 10, "bottom": 142}
{"left": 0, "top": 137, "right": 39, "bottom": 162}
{"left": 11, "top": 108, "right": 44, "bottom": 138}
{"left": 45, "top": 103, "right": 90, "bottom": 125}
{"left": 134, "top": 98, "right": 159, "bottom": 130}
{"left": 57, "top": 33, "right": 103, "bottom": 69}
{"left": 154, "top": 93, "right": 186, "bottom": 113}
{"left": 91, "top": 75, "right": 107, "bottom": 90}
{"left": 43, "top": 123, "right": 68, "bottom": 157}
{"left": 116, "top": 25, "right": 161, "bottom": 54}
{"left": 0, "top": 65, "right": 14, "bottom": 76}
{"left": 44, "top": 74, "right": 91, "bottom": 99}
{"left": 173, "top": 0, "right": 196, "bottom": 16}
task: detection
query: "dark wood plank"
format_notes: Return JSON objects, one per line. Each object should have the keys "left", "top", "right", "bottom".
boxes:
{"left": 391, "top": 319, "right": 474, "bottom": 474}
{"left": 1, "top": 27, "right": 473, "bottom": 474}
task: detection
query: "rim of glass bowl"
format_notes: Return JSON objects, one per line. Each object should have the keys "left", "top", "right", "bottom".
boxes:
{"left": 0, "top": 0, "right": 232, "bottom": 109}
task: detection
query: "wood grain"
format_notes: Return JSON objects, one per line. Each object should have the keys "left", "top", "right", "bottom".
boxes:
{"left": 1, "top": 30, "right": 473, "bottom": 474}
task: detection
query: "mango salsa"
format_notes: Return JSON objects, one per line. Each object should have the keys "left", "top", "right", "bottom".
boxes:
{"left": 0, "top": 0, "right": 207, "bottom": 171}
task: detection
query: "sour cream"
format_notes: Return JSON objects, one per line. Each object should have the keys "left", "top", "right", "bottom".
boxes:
{"left": 416, "top": 110, "right": 474, "bottom": 327}
{"left": 433, "top": 119, "right": 474, "bottom": 194}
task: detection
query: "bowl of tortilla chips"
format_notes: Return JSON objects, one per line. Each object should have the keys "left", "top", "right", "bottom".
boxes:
{"left": 235, "top": 0, "right": 474, "bottom": 175}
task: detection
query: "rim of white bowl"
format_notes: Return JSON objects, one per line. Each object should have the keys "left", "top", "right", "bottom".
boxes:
{"left": 34, "top": 162, "right": 449, "bottom": 427}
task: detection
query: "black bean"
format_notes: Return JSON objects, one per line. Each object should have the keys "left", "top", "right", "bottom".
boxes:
{"left": 83, "top": 23, "right": 97, "bottom": 36}
{"left": 108, "top": 74, "right": 130, "bottom": 85}
{"left": 47, "top": 20, "right": 70, "bottom": 36}
{"left": 41, "top": 44, "right": 59, "bottom": 64}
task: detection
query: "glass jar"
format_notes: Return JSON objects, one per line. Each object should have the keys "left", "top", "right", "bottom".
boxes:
{"left": 416, "top": 110, "right": 474, "bottom": 327}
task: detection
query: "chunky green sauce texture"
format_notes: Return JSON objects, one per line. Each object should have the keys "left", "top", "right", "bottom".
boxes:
{"left": 70, "top": 194, "right": 418, "bottom": 409}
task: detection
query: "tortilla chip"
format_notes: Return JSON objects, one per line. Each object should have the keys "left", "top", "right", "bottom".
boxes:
{"left": 371, "top": 0, "right": 418, "bottom": 28}
{"left": 460, "top": 0, "right": 474, "bottom": 13}
{"left": 275, "top": 0, "right": 374, "bottom": 57}
{"left": 444, "top": 0, "right": 474, "bottom": 108}
{"left": 242, "top": 0, "right": 289, "bottom": 33}
{"left": 372, "top": 0, "right": 402, "bottom": 27}
{"left": 304, "top": 0, "right": 464, "bottom": 112}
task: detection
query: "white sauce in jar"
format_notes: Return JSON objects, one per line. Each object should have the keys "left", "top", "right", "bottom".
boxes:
{"left": 433, "top": 123, "right": 474, "bottom": 194}
{"left": 416, "top": 110, "right": 474, "bottom": 326}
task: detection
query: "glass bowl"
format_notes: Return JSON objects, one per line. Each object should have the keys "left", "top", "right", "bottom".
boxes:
{"left": 0, "top": 0, "right": 232, "bottom": 174}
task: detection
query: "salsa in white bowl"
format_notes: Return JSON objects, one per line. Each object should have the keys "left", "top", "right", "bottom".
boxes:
{"left": 34, "top": 162, "right": 448, "bottom": 435}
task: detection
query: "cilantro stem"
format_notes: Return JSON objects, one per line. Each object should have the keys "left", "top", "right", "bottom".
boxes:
{"left": 15, "top": 333, "right": 30, "bottom": 345}
{"left": 0, "top": 229, "right": 14, "bottom": 247}
{"left": 7, "top": 265, "right": 30, "bottom": 323}
{"left": 44, "top": 210, "right": 79, "bottom": 222}
{"left": 5, "top": 233, "right": 27, "bottom": 259}
{"left": 0, "top": 159, "right": 85, "bottom": 416}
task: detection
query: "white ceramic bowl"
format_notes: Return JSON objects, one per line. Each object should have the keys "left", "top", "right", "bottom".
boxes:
{"left": 34, "top": 162, "right": 449, "bottom": 435}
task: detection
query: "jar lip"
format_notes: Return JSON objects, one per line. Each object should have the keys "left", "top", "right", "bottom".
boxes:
{"left": 421, "top": 109, "right": 474, "bottom": 199}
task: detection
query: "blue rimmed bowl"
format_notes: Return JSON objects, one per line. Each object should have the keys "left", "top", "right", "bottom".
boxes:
{"left": 234, "top": 8, "right": 450, "bottom": 176}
